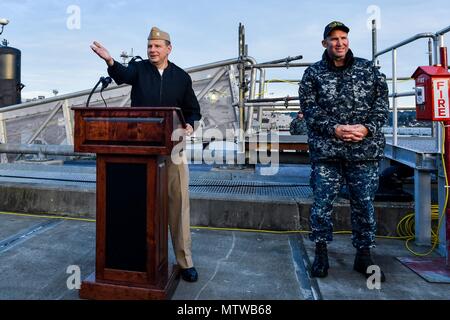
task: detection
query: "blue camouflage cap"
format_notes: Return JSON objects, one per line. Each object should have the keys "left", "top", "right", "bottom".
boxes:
{"left": 323, "top": 21, "right": 350, "bottom": 39}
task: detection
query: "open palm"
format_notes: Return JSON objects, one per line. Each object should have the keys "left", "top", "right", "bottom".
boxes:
{"left": 90, "top": 41, "right": 113, "bottom": 66}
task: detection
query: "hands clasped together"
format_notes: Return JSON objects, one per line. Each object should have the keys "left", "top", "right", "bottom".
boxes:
{"left": 334, "top": 124, "right": 368, "bottom": 142}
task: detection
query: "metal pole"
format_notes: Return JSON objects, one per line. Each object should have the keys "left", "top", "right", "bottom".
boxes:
{"left": 436, "top": 25, "right": 450, "bottom": 36}
{"left": 375, "top": 33, "right": 437, "bottom": 58}
{"left": 428, "top": 38, "right": 433, "bottom": 66}
{"left": 257, "top": 68, "right": 265, "bottom": 130}
{"left": 248, "top": 63, "right": 312, "bottom": 69}
{"left": 245, "top": 66, "right": 257, "bottom": 133}
{"left": 392, "top": 49, "right": 398, "bottom": 146}
{"left": 436, "top": 121, "right": 443, "bottom": 154}
{"left": 372, "top": 19, "right": 377, "bottom": 62}
{"left": 247, "top": 96, "right": 299, "bottom": 103}
{"left": 185, "top": 57, "right": 243, "bottom": 73}
{"left": 0, "top": 143, "right": 92, "bottom": 157}
{"left": 258, "top": 55, "right": 303, "bottom": 65}
{"left": 433, "top": 36, "right": 440, "bottom": 65}
{"left": 238, "top": 23, "right": 246, "bottom": 155}
{"left": 414, "top": 168, "right": 432, "bottom": 245}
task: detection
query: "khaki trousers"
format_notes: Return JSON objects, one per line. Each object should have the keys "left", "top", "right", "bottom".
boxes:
{"left": 166, "top": 153, "right": 193, "bottom": 269}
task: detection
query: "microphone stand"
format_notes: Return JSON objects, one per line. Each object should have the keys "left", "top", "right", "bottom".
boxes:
{"left": 86, "top": 76, "right": 112, "bottom": 108}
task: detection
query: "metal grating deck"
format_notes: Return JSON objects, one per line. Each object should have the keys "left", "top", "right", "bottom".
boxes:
{"left": 0, "top": 168, "right": 96, "bottom": 187}
{"left": 0, "top": 165, "right": 313, "bottom": 198}
{"left": 189, "top": 179, "right": 312, "bottom": 198}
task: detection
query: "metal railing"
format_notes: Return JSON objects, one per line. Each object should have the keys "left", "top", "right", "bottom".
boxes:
{"left": 12, "top": 22, "right": 450, "bottom": 163}
{"left": 372, "top": 20, "right": 450, "bottom": 151}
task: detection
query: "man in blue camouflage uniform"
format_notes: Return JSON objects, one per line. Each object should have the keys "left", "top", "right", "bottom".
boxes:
{"left": 298, "top": 21, "right": 388, "bottom": 281}
{"left": 290, "top": 111, "right": 308, "bottom": 135}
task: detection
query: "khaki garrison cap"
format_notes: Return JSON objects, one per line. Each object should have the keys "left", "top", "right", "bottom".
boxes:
{"left": 148, "top": 27, "right": 171, "bottom": 42}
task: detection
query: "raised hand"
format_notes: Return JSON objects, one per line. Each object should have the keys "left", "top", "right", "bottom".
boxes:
{"left": 90, "top": 41, "right": 114, "bottom": 66}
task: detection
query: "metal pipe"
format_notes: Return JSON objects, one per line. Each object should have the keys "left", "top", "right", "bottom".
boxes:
{"left": 247, "top": 96, "right": 299, "bottom": 103}
{"left": 246, "top": 102, "right": 300, "bottom": 106}
{"left": 386, "top": 77, "right": 412, "bottom": 81}
{"left": 437, "top": 118, "right": 443, "bottom": 154}
{"left": 436, "top": 121, "right": 442, "bottom": 153}
{"left": 428, "top": 38, "right": 433, "bottom": 66}
{"left": 248, "top": 63, "right": 312, "bottom": 69}
{"left": 238, "top": 23, "right": 246, "bottom": 154}
{"left": 392, "top": 49, "right": 398, "bottom": 146}
{"left": 245, "top": 66, "right": 258, "bottom": 132}
{"left": 259, "top": 55, "right": 303, "bottom": 65}
{"left": 246, "top": 103, "right": 301, "bottom": 108}
{"left": 257, "top": 68, "right": 266, "bottom": 130}
{"left": 185, "top": 57, "right": 242, "bottom": 73}
{"left": 434, "top": 37, "right": 440, "bottom": 65}
{"left": 372, "top": 19, "right": 377, "bottom": 61}
{"left": 375, "top": 33, "right": 437, "bottom": 58}
{"left": 389, "top": 91, "right": 415, "bottom": 98}
{"left": 436, "top": 25, "right": 450, "bottom": 36}
{"left": 259, "top": 79, "right": 301, "bottom": 83}
{"left": 0, "top": 83, "right": 129, "bottom": 113}
{"left": 0, "top": 143, "right": 92, "bottom": 157}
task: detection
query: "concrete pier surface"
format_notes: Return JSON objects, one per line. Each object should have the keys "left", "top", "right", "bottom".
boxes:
{"left": 0, "top": 212, "right": 448, "bottom": 300}
{"left": 0, "top": 162, "right": 447, "bottom": 300}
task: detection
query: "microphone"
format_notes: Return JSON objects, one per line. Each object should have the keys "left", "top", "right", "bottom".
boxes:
{"left": 86, "top": 76, "right": 112, "bottom": 108}
{"left": 100, "top": 76, "right": 112, "bottom": 90}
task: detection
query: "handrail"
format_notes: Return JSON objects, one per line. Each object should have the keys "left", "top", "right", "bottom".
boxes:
{"left": 374, "top": 30, "right": 441, "bottom": 148}
{"left": 0, "top": 84, "right": 129, "bottom": 113}
{"left": 374, "top": 32, "right": 437, "bottom": 58}
{"left": 436, "top": 25, "right": 450, "bottom": 36}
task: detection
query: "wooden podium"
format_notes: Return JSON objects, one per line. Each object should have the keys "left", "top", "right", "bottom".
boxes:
{"left": 72, "top": 107, "right": 186, "bottom": 300}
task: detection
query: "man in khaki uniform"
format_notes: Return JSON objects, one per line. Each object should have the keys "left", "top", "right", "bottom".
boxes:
{"left": 91, "top": 27, "right": 201, "bottom": 282}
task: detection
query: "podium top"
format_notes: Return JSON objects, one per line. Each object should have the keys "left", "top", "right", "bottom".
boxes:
{"left": 71, "top": 107, "right": 186, "bottom": 127}
{"left": 72, "top": 106, "right": 187, "bottom": 155}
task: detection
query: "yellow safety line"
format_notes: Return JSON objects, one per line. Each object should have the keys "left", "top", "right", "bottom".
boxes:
{"left": 0, "top": 211, "right": 95, "bottom": 223}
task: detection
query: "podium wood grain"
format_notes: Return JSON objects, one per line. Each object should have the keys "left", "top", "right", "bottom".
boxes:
{"left": 72, "top": 107, "right": 185, "bottom": 300}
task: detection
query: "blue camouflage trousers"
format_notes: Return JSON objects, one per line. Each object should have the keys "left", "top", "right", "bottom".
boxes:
{"left": 309, "top": 161, "right": 380, "bottom": 249}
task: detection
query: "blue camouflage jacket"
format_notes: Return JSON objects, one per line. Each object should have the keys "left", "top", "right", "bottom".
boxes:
{"left": 298, "top": 50, "right": 389, "bottom": 162}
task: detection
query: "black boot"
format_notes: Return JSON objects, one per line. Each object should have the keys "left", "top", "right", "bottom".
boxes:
{"left": 353, "top": 248, "right": 386, "bottom": 282}
{"left": 311, "top": 242, "right": 329, "bottom": 278}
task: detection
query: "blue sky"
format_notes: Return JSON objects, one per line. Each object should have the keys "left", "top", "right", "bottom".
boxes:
{"left": 1, "top": 0, "right": 450, "bottom": 102}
